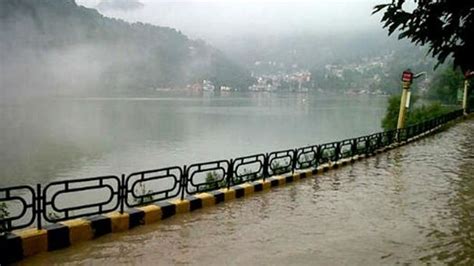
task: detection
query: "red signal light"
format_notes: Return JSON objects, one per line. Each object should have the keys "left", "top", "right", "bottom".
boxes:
{"left": 401, "top": 70, "right": 413, "bottom": 83}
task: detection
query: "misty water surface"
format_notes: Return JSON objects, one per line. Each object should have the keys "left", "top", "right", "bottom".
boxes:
{"left": 0, "top": 93, "right": 387, "bottom": 187}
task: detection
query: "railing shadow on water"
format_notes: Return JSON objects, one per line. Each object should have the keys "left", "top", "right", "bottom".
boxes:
{"left": 0, "top": 109, "right": 465, "bottom": 233}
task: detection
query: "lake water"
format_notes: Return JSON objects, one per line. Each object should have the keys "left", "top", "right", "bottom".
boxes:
{"left": 0, "top": 93, "right": 387, "bottom": 187}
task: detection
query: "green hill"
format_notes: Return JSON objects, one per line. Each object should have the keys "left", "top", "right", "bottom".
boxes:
{"left": 0, "top": 0, "right": 254, "bottom": 96}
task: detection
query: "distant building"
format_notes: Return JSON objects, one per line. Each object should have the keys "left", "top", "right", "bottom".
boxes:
{"left": 202, "top": 80, "right": 215, "bottom": 91}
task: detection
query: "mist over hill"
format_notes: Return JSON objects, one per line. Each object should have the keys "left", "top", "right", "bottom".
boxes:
{"left": 218, "top": 30, "right": 438, "bottom": 95}
{"left": 0, "top": 0, "right": 254, "bottom": 98}
{"left": 96, "top": 0, "right": 144, "bottom": 12}
{"left": 76, "top": 0, "right": 439, "bottom": 95}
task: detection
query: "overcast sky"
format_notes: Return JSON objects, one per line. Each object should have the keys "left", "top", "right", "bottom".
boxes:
{"left": 77, "top": 0, "right": 385, "bottom": 43}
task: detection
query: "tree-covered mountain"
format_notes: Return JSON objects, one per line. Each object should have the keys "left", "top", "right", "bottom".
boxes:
{"left": 309, "top": 42, "right": 440, "bottom": 95}
{"left": 0, "top": 0, "right": 254, "bottom": 97}
{"left": 216, "top": 28, "right": 443, "bottom": 93}
{"left": 221, "top": 30, "right": 444, "bottom": 95}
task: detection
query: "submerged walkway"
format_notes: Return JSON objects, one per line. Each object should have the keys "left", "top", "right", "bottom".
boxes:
{"left": 21, "top": 119, "right": 474, "bottom": 265}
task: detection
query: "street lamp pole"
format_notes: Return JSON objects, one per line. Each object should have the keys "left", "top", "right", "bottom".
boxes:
{"left": 397, "top": 80, "right": 411, "bottom": 130}
{"left": 463, "top": 70, "right": 474, "bottom": 115}
{"left": 397, "top": 69, "right": 426, "bottom": 129}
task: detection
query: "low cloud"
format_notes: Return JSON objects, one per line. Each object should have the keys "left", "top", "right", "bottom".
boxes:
{"left": 97, "top": 0, "right": 144, "bottom": 11}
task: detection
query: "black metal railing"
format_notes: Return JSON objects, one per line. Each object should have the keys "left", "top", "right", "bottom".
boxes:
{"left": 185, "top": 160, "right": 231, "bottom": 195}
{"left": 42, "top": 175, "right": 121, "bottom": 224}
{"left": 0, "top": 109, "right": 464, "bottom": 233}
{"left": 0, "top": 186, "right": 36, "bottom": 231}
{"left": 267, "top": 149, "right": 296, "bottom": 176}
{"left": 295, "top": 144, "right": 319, "bottom": 170}
{"left": 233, "top": 154, "right": 266, "bottom": 185}
{"left": 125, "top": 167, "right": 182, "bottom": 208}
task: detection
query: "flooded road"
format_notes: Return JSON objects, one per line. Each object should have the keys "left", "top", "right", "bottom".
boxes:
{"left": 21, "top": 118, "right": 474, "bottom": 265}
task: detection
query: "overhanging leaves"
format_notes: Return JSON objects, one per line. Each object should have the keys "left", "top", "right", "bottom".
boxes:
{"left": 373, "top": 1, "right": 474, "bottom": 73}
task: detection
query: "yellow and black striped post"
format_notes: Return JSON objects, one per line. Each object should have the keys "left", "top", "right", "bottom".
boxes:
{"left": 397, "top": 81, "right": 411, "bottom": 129}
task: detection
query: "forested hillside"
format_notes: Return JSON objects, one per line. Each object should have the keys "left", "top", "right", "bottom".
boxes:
{"left": 0, "top": 0, "right": 253, "bottom": 97}
{"left": 220, "top": 30, "right": 442, "bottom": 95}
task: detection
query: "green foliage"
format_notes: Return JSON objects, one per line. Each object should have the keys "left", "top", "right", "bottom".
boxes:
{"left": 203, "top": 167, "right": 262, "bottom": 191}
{"left": 428, "top": 67, "right": 464, "bottom": 104}
{"left": 321, "top": 149, "right": 335, "bottom": 162}
{"left": 0, "top": 202, "right": 9, "bottom": 236}
{"left": 235, "top": 168, "right": 259, "bottom": 183}
{"left": 381, "top": 95, "right": 404, "bottom": 130}
{"left": 310, "top": 43, "right": 438, "bottom": 95}
{"left": 406, "top": 103, "right": 450, "bottom": 125}
{"left": 271, "top": 160, "right": 290, "bottom": 175}
{"left": 300, "top": 153, "right": 314, "bottom": 166}
{"left": 357, "top": 142, "right": 367, "bottom": 153}
{"left": 203, "top": 171, "right": 226, "bottom": 191}
{"left": 381, "top": 95, "right": 451, "bottom": 131}
{"left": 341, "top": 146, "right": 352, "bottom": 157}
{"left": 374, "top": 1, "right": 474, "bottom": 72}
{"left": 133, "top": 183, "right": 154, "bottom": 206}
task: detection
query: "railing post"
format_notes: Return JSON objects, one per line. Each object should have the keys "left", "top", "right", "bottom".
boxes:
{"left": 36, "top": 184, "right": 42, "bottom": 230}
{"left": 311, "top": 146, "right": 317, "bottom": 168}
{"left": 365, "top": 137, "right": 371, "bottom": 155}
{"left": 377, "top": 134, "right": 382, "bottom": 149}
{"left": 351, "top": 139, "right": 357, "bottom": 157}
{"left": 227, "top": 159, "right": 233, "bottom": 189}
{"left": 2, "top": 190, "right": 11, "bottom": 233}
{"left": 120, "top": 174, "right": 125, "bottom": 214}
{"left": 388, "top": 131, "right": 393, "bottom": 145}
{"left": 181, "top": 165, "right": 187, "bottom": 200}
{"left": 292, "top": 149, "right": 297, "bottom": 173}
{"left": 263, "top": 153, "right": 269, "bottom": 181}
{"left": 316, "top": 146, "right": 322, "bottom": 167}
{"left": 334, "top": 143, "right": 340, "bottom": 162}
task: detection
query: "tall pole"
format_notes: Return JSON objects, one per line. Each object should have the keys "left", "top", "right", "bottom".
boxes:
{"left": 462, "top": 79, "right": 469, "bottom": 115}
{"left": 397, "top": 81, "right": 411, "bottom": 129}
{"left": 463, "top": 70, "right": 474, "bottom": 115}
{"left": 397, "top": 69, "right": 425, "bottom": 129}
